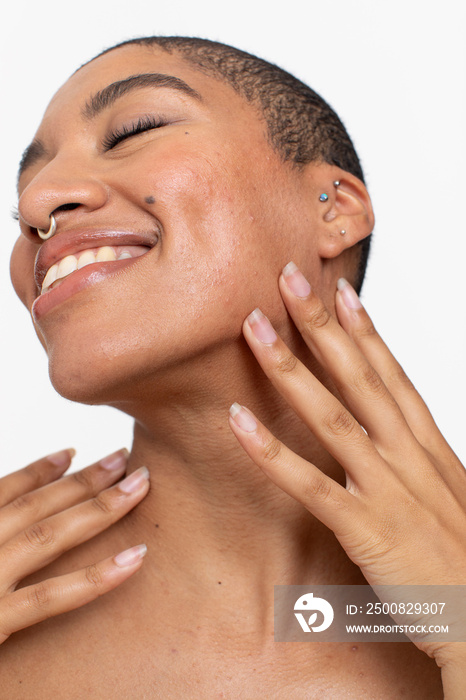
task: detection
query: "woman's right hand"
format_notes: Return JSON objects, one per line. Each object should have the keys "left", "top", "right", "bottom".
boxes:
{"left": 0, "top": 448, "right": 149, "bottom": 644}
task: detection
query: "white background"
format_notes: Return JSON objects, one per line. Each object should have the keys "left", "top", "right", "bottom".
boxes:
{"left": 1, "top": 0, "right": 465, "bottom": 476}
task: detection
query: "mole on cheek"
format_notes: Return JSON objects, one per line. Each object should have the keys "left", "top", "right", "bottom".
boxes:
{"left": 145, "top": 196, "right": 156, "bottom": 204}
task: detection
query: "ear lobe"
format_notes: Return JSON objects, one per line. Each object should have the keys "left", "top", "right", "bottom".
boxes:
{"left": 317, "top": 172, "right": 374, "bottom": 260}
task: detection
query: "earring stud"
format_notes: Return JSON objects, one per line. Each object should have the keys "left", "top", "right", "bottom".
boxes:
{"left": 340, "top": 229, "right": 347, "bottom": 235}
{"left": 319, "top": 193, "right": 329, "bottom": 202}
{"left": 333, "top": 181, "right": 340, "bottom": 187}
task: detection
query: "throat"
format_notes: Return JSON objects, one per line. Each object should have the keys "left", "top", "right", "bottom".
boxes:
{"left": 122, "top": 412, "right": 352, "bottom": 591}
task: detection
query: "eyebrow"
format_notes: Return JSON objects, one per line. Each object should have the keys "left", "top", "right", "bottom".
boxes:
{"left": 17, "top": 72, "right": 202, "bottom": 182}
{"left": 82, "top": 72, "right": 202, "bottom": 119}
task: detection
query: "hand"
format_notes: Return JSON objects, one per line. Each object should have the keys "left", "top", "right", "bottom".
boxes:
{"left": 229, "top": 263, "right": 466, "bottom": 666}
{"left": 0, "top": 448, "right": 149, "bottom": 644}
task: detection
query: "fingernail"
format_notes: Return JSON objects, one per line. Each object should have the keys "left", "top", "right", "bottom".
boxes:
{"left": 119, "top": 466, "right": 150, "bottom": 493}
{"left": 247, "top": 308, "right": 277, "bottom": 344}
{"left": 282, "top": 262, "right": 311, "bottom": 298}
{"left": 114, "top": 544, "right": 147, "bottom": 567}
{"left": 47, "top": 448, "right": 76, "bottom": 468}
{"left": 337, "top": 278, "right": 362, "bottom": 310}
{"left": 229, "top": 402, "right": 257, "bottom": 432}
{"left": 100, "top": 448, "right": 129, "bottom": 471}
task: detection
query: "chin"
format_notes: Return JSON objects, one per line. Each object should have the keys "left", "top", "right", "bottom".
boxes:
{"left": 44, "top": 323, "right": 212, "bottom": 408}
{"left": 45, "top": 330, "right": 148, "bottom": 405}
{"left": 47, "top": 353, "right": 126, "bottom": 406}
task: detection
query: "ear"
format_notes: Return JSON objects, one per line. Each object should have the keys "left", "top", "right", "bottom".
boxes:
{"left": 312, "top": 167, "right": 374, "bottom": 260}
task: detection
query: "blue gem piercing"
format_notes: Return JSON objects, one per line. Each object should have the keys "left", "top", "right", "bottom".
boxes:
{"left": 320, "top": 181, "right": 341, "bottom": 202}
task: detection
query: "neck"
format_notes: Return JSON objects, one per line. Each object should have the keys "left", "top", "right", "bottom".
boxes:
{"left": 117, "top": 359, "right": 364, "bottom": 593}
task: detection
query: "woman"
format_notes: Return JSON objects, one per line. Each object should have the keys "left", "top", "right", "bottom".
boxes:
{"left": 2, "top": 37, "right": 465, "bottom": 697}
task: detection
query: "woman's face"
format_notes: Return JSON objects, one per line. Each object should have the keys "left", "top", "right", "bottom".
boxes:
{"left": 11, "top": 45, "right": 321, "bottom": 405}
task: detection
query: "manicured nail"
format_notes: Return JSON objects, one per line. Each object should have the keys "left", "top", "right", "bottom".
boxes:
{"left": 247, "top": 308, "right": 277, "bottom": 344}
{"left": 282, "top": 262, "right": 311, "bottom": 298}
{"left": 100, "top": 448, "right": 129, "bottom": 471}
{"left": 47, "top": 448, "right": 76, "bottom": 468}
{"left": 114, "top": 544, "right": 147, "bottom": 567}
{"left": 119, "top": 466, "right": 150, "bottom": 493}
{"left": 229, "top": 402, "right": 258, "bottom": 432}
{"left": 337, "top": 278, "right": 362, "bottom": 310}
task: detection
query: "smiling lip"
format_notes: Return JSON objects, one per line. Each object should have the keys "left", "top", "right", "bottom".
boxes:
{"left": 32, "top": 256, "right": 147, "bottom": 320}
{"left": 32, "top": 228, "right": 159, "bottom": 321}
{"left": 34, "top": 228, "right": 159, "bottom": 290}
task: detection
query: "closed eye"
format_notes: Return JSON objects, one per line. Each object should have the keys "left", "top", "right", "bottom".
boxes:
{"left": 103, "top": 115, "right": 168, "bottom": 151}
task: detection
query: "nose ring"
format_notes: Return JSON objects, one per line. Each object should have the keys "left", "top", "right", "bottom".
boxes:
{"left": 37, "top": 214, "right": 57, "bottom": 241}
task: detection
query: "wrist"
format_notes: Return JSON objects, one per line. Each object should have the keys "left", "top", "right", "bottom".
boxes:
{"left": 436, "top": 644, "right": 466, "bottom": 700}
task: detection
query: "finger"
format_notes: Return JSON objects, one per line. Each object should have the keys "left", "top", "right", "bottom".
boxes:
{"left": 0, "top": 544, "right": 147, "bottom": 644}
{"left": 0, "top": 467, "right": 150, "bottom": 592}
{"left": 334, "top": 278, "right": 450, "bottom": 448}
{"left": 0, "top": 449, "right": 128, "bottom": 544}
{"left": 335, "top": 278, "right": 466, "bottom": 488}
{"left": 0, "top": 450, "right": 75, "bottom": 508}
{"left": 278, "top": 264, "right": 413, "bottom": 455}
{"left": 242, "top": 308, "right": 385, "bottom": 487}
{"left": 228, "top": 402, "right": 359, "bottom": 534}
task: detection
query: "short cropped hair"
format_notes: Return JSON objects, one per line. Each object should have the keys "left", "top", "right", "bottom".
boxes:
{"left": 96, "top": 37, "right": 372, "bottom": 291}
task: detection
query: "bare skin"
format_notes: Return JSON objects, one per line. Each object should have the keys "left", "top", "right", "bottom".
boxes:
{"left": 0, "top": 448, "right": 446, "bottom": 699}
{"left": 3, "top": 44, "right": 464, "bottom": 697}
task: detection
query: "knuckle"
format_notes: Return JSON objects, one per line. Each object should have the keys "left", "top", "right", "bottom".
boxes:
{"left": 302, "top": 476, "right": 333, "bottom": 503}
{"left": 91, "top": 492, "right": 114, "bottom": 516}
{"left": 274, "top": 352, "right": 298, "bottom": 376}
{"left": 322, "top": 407, "right": 356, "bottom": 440}
{"left": 303, "top": 304, "right": 331, "bottom": 332}
{"left": 27, "top": 583, "right": 50, "bottom": 609}
{"left": 11, "top": 493, "right": 36, "bottom": 514}
{"left": 85, "top": 564, "right": 104, "bottom": 588}
{"left": 386, "top": 364, "right": 416, "bottom": 392}
{"left": 351, "top": 365, "right": 387, "bottom": 399}
{"left": 27, "top": 583, "right": 51, "bottom": 610}
{"left": 262, "top": 435, "right": 282, "bottom": 464}
{"left": 24, "top": 521, "right": 55, "bottom": 549}
{"left": 71, "top": 468, "right": 96, "bottom": 492}
{"left": 354, "top": 318, "right": 377, "bottom": 340}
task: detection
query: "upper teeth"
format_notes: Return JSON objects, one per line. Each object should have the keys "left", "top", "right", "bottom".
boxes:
{"left": 41, "top": 246, "right": 137, "bottom": 293}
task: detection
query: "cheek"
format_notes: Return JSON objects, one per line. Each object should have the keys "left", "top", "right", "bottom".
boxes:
{"left": 10, "top": 237, "right": 37, "bottom": 308}
{"left": 126, "top": 146, "right": 286, "bottom": 291}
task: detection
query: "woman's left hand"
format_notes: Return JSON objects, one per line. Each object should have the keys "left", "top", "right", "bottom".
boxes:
{"left": 228, "top": 262, "right": 466, "bottom": 672}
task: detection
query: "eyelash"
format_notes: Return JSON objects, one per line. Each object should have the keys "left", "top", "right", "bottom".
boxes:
{"left": 103, "top": 115, "right": 167, "bottom": 151}
{"left": 11, "top": 206, "right": 19, "bottom": 221}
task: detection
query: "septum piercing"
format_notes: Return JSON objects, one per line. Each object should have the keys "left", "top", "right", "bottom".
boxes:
{"left": 37, "top": 214, "right": 57, "bottom": 241}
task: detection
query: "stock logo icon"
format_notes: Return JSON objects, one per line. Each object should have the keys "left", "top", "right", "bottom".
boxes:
{"left": 294, "top": 592, "right": 334, "bottom": 633}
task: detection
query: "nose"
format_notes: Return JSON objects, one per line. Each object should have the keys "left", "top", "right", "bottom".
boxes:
{"left": 18, "top": 155, "right": 110, "bottom": 242}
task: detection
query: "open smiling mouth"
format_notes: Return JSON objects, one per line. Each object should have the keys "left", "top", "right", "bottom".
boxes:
{"left": 31, "top": 226, "right": 160, "bottom": 320}
{"left": 41, "top": 245, "right": 149, "bottom": 294}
